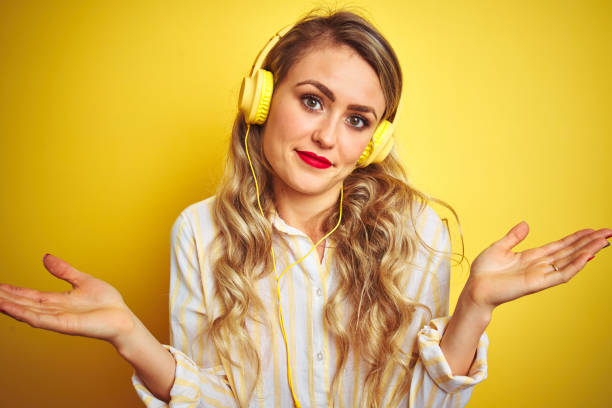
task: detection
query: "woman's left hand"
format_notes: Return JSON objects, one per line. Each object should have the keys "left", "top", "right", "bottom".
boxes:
{"left": 441, "top": 222, "right": 611, "bottom": 376}
{"left": 464, "top": 221, "right": 612, "bottom": 312}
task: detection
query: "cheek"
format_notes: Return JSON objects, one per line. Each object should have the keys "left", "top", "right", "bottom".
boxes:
{"left": 261, "top": 129, "right": 274, "bottom": 165}
{"left": 265, "top": 100, "right": 303, "bottom": 145}
{"left": 339, "top": 134, "right": 371, "bottom": 164}
{"left": 261, "top": 104, "right": 302, "bottom": 166}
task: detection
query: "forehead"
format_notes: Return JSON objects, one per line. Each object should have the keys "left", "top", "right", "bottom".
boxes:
{"left": 281, "top": 43, "right": 386, "bottom": 113}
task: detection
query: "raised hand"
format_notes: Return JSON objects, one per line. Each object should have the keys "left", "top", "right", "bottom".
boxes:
{"left": 0, "top": 254, "right": 136, "bottom": 344}
{"left": 1, "top": 254, "right": 177, "bottom": 401}
{"left": 465, "top": 221, "right": 612, "bottom": 311}
{"left": 440, "top": 222, "right": 612, "bottom": 376}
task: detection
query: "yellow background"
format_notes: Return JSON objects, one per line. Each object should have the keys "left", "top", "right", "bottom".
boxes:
{"left": 1, "top": 0, "right": 610, "bottom": 406}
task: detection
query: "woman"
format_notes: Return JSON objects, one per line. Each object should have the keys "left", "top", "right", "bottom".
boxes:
{"left": 0, "top": 10, "right": 609, "bottom": 408}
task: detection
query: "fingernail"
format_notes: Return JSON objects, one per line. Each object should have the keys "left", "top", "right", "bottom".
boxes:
{"left": 606, "top": 234, "right": 612, "bottom": 239}
{"left": 604, "top": 242, "right": 611, "bottom": 248}
{"left": 587, "top": 255, "right": 595, "bottom": 262}
{"left": 43, "top": 253, "right": 50, "bottom": 262}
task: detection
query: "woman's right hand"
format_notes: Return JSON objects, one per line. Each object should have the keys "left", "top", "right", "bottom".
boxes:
{"left": 0, "top": 253, "right": 136, "bottom": 346}
{"left": 2, "top": 253, "right": 177, "bottom": 401}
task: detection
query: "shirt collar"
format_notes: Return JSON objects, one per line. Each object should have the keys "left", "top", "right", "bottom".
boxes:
{"left": 268, "top": 208, "right": 310, "bottom": 237}
{"left": 267, "top": 207, "right": 337, "bottom": 251}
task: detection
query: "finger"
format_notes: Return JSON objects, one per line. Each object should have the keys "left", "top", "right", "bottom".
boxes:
{"left": 551, "top": 229, "right": 610, "bottom": 264}
{"left": 0, "top": 299, "right": 68, "bottom": 333}
{"left": 542, "top": 252, "right": 591, "bottom": 288}
{"left": 0, "top": 283, "right": 66, "bottom": 304}
{"left": 0, "top": 287, "right": 63, "bottom": 312}
{"left": 552, "top": 235, "right": 609, "bottom": 271}
{"left": 494, "top": 221, "right": 530, "bottom": 251}
{"left": 42, "top": 254, "right": 88, "bottom": 288}
{"left": 527, "top": 229, "right": 594, "bottom": 259}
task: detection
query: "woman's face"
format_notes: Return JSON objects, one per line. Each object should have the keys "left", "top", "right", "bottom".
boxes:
{"left": 261, "top": 42, "right": 386, "bottom": 200}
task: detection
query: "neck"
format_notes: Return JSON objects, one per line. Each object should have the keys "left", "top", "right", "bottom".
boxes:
{"left": 272, "top": 179, "right": 342, "bottom": 244}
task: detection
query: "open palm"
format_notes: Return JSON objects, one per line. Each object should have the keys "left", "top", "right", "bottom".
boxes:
{"left": 467, "top": 221, "right": 611, "bottom": 309}
{"left": 0, "top": 254, "right": 135, "bottom": 343}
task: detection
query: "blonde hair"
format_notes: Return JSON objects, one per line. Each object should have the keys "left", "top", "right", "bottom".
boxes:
{"left": 209, "top": 9, "right": 460, "bottom": 407}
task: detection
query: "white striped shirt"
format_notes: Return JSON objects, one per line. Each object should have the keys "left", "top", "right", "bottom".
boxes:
{"left": 132, "top": 196, "right": 488, "bottom": 407}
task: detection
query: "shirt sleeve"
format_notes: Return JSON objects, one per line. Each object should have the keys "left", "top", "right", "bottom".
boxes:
{"left": 408, "top": 206, "right": 489, "bottom": 407}
{"left": 131, "top": 209, "right": 238, "bottom": 407}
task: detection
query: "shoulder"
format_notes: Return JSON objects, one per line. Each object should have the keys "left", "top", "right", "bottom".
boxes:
{"left": 171, "top": 195, "right": 218, "bottom": 242}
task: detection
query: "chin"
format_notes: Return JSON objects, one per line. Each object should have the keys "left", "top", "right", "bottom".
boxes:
{"left": 288, "top": 183, "right": 329, "bottom": 196}
{"left": 291, "top": 177, "right": 344, "bottom": 197}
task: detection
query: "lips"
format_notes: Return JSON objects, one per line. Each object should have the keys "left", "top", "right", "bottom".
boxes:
{"left": 296, "top": 150, "right": 332, "bottom": 169}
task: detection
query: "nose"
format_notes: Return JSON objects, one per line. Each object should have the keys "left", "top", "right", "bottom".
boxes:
{"left": 311, "top": 115, "right": 339, "bottom": 149}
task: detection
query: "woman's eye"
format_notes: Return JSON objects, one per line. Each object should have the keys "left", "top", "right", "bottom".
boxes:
{"left": 346, "top": 115, "right": 368, "bottom": 129}
{"left": 302, "top": 95, "right": 322, "bottom": 111}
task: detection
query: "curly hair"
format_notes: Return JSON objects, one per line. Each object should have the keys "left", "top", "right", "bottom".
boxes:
{"left": 208, "top": 9, "right": 460, "bottom": 408}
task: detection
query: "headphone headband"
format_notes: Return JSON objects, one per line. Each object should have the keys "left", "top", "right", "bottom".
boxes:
{"left": 249, "top": 24, "right": 294, "bottom": 76}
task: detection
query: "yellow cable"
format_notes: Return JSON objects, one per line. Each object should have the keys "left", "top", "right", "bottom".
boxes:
{"left": 245, "top": 124, "right": 343, "bottom": 407}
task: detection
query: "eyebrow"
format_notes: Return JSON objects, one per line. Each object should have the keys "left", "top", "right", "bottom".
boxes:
{"left": 296, "top": 79, "right": 378, "bottom": 120}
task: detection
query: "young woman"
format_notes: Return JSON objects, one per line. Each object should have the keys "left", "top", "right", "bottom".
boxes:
{"left": 0, "top": 10, "right": 610, "bottom": 408}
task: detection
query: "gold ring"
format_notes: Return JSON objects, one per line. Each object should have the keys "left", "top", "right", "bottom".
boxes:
{"left": 551, "top": 262, "right": 559, "bottom": 272}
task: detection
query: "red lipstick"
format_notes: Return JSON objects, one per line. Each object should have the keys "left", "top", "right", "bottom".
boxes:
{"left": 296, "top": 150, "right": 332, "bottom": 169}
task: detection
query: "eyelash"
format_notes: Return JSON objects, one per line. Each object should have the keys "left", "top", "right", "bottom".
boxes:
{"left": 300, "top": 94, "right": 370, "bottom": 130}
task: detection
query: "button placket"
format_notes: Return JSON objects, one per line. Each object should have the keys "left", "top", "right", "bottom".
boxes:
{"left": 311, "top": 257, "right": 325, "bottom": 369}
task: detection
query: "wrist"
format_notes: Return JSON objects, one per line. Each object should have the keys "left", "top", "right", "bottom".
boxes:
{"left": 454, "top": 295, "right": 493, "bottom": 331}
{"left": 110, "top": 312, "right": 176, "bottom": 403}
{"left": 441, "top": 285, "right": 492, "bottom": 376}
{"left": 110, "top": 311, "right": 145, "bottom": 359}
{"left": 459, "top": 278, "right": 495, "bottom": 319}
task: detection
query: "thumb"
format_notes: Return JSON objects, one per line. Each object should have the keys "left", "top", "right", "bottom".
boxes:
{"left": 494, "top": 221, "right": 530, "bottom": 251}
{"left": 42, "top": 254, "right": 86, "bottom": 288}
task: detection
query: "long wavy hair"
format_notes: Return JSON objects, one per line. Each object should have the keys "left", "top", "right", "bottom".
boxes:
{"left": 209, "top": 9, "right": 460, "bottom": 408}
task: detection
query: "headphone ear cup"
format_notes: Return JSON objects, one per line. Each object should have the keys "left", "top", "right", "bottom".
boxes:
{"left": 369, "top": 123, "right": 395, "bottom": 163}
{"left": 356, "top": 120, "right": 395, "bottom": 167}
{"left": 239, "top": 69, "right": 274, "bottom": 124}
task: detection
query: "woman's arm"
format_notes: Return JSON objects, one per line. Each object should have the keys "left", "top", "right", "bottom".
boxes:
{"left": 440, "top": 222, "right": 611, "bottom": 375}
{"left": 113, "top": 311, "right": 176, "bottom": 402}
{"left": 0, "top": 254, "right": 176, "bottom": 402}
{"left": 439, "top": 290, "right": 491, "bottom": 376}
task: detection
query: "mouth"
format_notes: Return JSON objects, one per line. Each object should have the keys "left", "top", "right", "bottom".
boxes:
{"left": 296, "top": 150, "right": 332, "bottom": 169}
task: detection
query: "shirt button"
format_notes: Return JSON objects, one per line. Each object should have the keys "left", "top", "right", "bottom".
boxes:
{"left": 316, "top": 352, "right": 323, "bottom": 361}
{"left": 316, "top": 288, "right": 322, "bottom": 296}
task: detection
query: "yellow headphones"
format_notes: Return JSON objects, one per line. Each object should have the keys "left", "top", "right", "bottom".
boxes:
{"left": 238, "top": 24, "right": 400, "bottom": 168}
